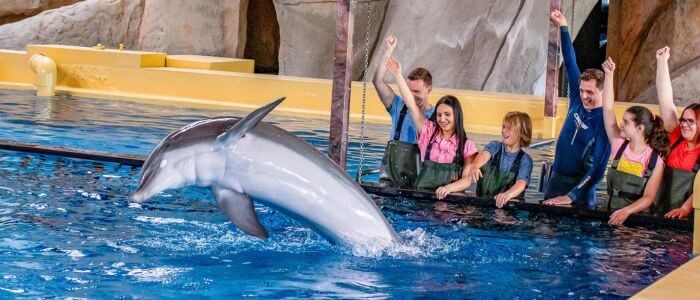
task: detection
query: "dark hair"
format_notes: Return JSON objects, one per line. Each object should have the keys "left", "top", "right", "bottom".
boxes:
{"left": 407, "top": 67, "right": 433, "bottom": 87}
{"left": 580, "top": 68, "right": 605, "bottom": 90}
{"left": 626, "top": 106, "right": 670, "bottom": 157}
{"left": 428, "top": 95, "right": 467, "bottom": 163}
{"left": 680, "top": 103, "right": 700, "bottom": 143}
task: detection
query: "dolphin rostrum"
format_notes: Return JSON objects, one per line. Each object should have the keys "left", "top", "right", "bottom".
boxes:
{"left": 133, "top": 98, "right": 400, "bottom": 248}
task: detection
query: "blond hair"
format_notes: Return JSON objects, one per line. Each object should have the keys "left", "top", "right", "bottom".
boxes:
{"left": 503, "top": 112, "right": 532, "bottom": 147}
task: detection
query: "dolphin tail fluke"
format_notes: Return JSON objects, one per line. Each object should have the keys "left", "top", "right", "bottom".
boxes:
{"left": 216, "top": 97, "right": 286, "bottom": 145}
{"left": 212, "top": 187, "right": 269, "bottom": 239}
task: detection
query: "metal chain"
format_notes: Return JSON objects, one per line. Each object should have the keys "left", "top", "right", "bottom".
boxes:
{"left": 357, "top": 0, "right": 372, "bottom": 183}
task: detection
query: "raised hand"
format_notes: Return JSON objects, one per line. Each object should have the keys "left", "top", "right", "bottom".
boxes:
{"left": 602, "top": 57, "right": 615, "bottom": 74}
{"left": 549, "top": 9, "right": 567, "bottom": 27}
{"left": 385, "top": 56, "right": 402, "bottom": 78}
{"left": 656, "top": 46, "right": 670, "bottom": 62}
{"left": 385, "top": 35, "right": 397, "bottom": 52}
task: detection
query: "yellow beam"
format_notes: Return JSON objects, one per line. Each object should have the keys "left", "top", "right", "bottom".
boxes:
{"left": 26, "top": 45, "right": 166, "bottom": 68}
{"left": 166, "top": 55, "right": 254, "bottom": 73}
{"left": 0, "top": 45, "right": 685, "bottom": 139}
{"left": 694, "top": 170, "right": 700, "bottom": 255}
{"left": 0, "top": 50, "right": 33, "bottom": 84}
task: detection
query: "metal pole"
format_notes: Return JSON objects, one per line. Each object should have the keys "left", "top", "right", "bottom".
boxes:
{"left": 545, "top": 0, "right": 561, "bottom": 118}
{"left": 329, "top": 0, "right": 354, "bottom": 169}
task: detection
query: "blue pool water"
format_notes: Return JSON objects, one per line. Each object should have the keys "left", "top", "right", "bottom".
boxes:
{"left": 0, "top": 89, "right": 692, "bottom": 298}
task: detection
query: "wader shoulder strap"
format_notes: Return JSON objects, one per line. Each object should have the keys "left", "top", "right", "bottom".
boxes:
{"left": 490, "top": 144, "right": 503, "bottom": 167}
{"left": 393, "top": 105, "right": 409, "bottom": 141}
{"left": 643, "top": 151, "right": 659, "bottom": 179}
{"left": 424, "top": 135, "right": 465, "bottom": 164}
{"left": 510, "top": 150, "right": 526, "bottom": 174}
{"left": 668, "top": 136, "right": 700, "bottom": 172}
{"left": 611, "top": 140, "right": 629, "bottom": 169}
{"left": 614, "top": 140, "right": 659, "bottom": 179}
{"left": 425, "top": 135, "right": 435, "bottom": 162}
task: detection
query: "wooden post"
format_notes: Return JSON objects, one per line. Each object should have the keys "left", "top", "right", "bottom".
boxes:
{"left": 329, "top": 0, "right": 354, "bottom": 169}
{"left": 543, "top": 0, "right": 561, "bottom": 138}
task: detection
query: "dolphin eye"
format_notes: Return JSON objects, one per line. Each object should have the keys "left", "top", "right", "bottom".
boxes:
{"left": 160, "top": 160, "right": 167, "bottom": 168}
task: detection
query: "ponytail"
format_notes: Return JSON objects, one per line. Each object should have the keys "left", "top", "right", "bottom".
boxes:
{"left": 648, "top": 114, "right": 670, "bottom": 157}
{"left": 626, "top": 106, "right": 670, "bottom": 157}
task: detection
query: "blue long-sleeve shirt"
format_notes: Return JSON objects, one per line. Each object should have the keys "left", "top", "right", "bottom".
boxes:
{"left": 551, "top": 26, "right": 611, "bottom": 207}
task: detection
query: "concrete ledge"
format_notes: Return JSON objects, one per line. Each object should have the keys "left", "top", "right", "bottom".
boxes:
{"left": 0, "top": 45, "right": 681, "bottom": 139}
{"left": 26, "top": 45, "right": 166, "bottom": 68}
{"left": 166, "top": 55, "right": 254, "bottom": 73}
{"left": 632, "top": 256, "right": 700, "bottom": 299}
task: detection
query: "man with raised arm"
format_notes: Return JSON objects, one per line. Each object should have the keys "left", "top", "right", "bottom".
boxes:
{"left": 372, "top": 35, "right": 434, "bottom": 187}
{"left": 541, "top": 10, "right": 611, "bottom": 209}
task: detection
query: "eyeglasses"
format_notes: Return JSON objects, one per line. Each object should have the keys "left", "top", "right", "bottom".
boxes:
{"left": 679, "top": 118, "right": 697, "bottom": 126}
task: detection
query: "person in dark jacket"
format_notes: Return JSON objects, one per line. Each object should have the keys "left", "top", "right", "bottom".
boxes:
{"left": 542, "top": 10, "right": 611, "bottom": 209}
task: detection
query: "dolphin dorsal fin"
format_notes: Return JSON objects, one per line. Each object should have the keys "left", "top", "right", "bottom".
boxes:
{"left": 216, "top": 97, "right": 285, "bottom": 145}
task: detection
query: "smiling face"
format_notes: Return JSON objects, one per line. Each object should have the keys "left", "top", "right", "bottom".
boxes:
{"left": 679, "top": 108, "right": 698, "bottom": 142}
{"left": 435, "top": 103, "right": 455, "bottom": 133}
{"left": 579, "top": 79, "right": 603, "bottom": 110}
{"left": 406, "top": 79, "right": 431, "bottom": 109}
{"left": 619, "top": 112, "right": 643, "bottom": 140}
{"left": 501, "top": 122, "right": 520, "bottom": 147}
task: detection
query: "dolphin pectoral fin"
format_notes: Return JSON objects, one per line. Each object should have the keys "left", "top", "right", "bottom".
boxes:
{"left": 215, "top": 97, "right": 285, "bottom": 145}
{"left": 212, "top": 187, "right": 269, "bottom": 239}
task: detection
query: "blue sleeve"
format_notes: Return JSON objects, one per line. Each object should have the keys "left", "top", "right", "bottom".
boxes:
{"left": 561, "top": 26, "right": 581, "bottom": 105}
{"left": 566, "top": 129, "right": 611, "bottom": 203}
{"left": 517, "top": 154, "right": 533, "bottom": 184}
{"left": 483, "top": 141, "right": 501, "bottom": 156}
{"left": 388, "top": 94, "right": 402, "bottom": 114}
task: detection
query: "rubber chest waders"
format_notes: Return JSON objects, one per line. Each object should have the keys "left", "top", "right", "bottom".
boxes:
{"left": 653, "top": 138, "right": 700, "bottom": 216}
{"left": 605, "top": 140, "right": 659, "bottom": 212}
{"left": 413, "top": 136, "right": 463, "bottom": 190}
{"left": 476, "top": 145, "right": 526, "bottom": 199}
{"left": 378, "top": 106, "right": 421, "bottom": 188}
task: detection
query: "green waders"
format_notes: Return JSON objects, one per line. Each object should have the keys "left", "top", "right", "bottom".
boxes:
{"left": 413, "top": 137, "right": 463, "bottom": 191}
{"left": 476, "top": 146, "right": 526, "bottom": 200}
{"left": 378, "top": 106, "right": 421, "bottom": 188}
{"left": 605, "top": 140, "right": 659, "bottom": 212}
{"left": 652, "top": 138, "right": 700, "bottom": 216}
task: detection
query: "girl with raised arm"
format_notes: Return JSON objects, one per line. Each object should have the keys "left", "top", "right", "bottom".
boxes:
{"left": 601, "top": 57, "right": 668, "bottom": 225}
{"left": 385, "top": 56, "right": 477, "bottom": 192}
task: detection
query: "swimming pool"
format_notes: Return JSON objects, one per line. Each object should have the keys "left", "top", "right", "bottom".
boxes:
{"left": 0, "top": 89, "right": 691, "bottom": 298}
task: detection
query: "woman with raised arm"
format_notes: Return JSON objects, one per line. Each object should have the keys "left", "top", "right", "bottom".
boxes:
{"left": 654, "top": 47, "right": 700, "bottom": 218}
{"left": 385, "top": 56, "right": 477, "bottom": 192}
{"left": 601, "top": 57, "right": 668, "bottom": 225}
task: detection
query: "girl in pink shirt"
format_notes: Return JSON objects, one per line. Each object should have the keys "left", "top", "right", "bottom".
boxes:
{"left": 602, "top": 58, "right": 669, "bottom": 225}
{"left": 385, "top": 57, "right": 477, "bottom": 191}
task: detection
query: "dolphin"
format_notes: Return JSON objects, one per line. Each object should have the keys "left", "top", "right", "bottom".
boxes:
{"left": 133, "top": 98, "right": 400, "bottom": 248}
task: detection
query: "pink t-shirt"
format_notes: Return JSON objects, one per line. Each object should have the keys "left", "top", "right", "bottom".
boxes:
{"left": 417, "top": 120, "right": 477, "bottom": 163}
{"left": 611, "top": 137, "right": 664, "bottom": 177}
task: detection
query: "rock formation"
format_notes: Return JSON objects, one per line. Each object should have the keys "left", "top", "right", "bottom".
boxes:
{"left": 607, "top": 0, "right": 699, "bottom": 105}
{"left": 0, "top": 0, "right": 246, "bottom": 57}
{"left": 274, "top": 0, "right": 596, "bottom": 95}
{"left": 0, "top": 0, "right": 83, "bottom": 25}
{"left": 0, "top": 0, "right": 145, "bottom": 50}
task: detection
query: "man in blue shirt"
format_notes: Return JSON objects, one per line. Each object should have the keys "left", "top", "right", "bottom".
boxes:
{"left": 542, "top": 10, "right": 611, "bottom": 209}
{"left": 372, "top": 35, "right": 434, "bottom": 142}
{"left": 373, "top": 35, "right": 434, "bottom": 187}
